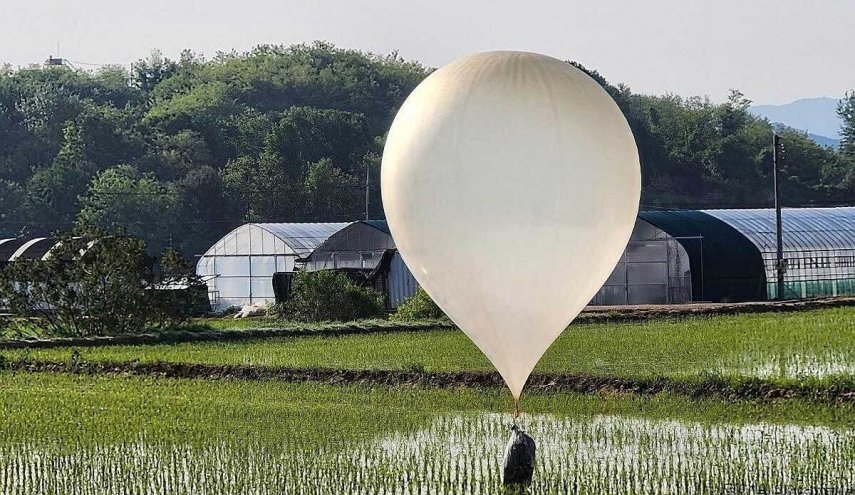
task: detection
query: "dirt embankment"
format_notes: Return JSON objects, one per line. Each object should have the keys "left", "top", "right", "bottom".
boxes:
{"left": 577, "top": 296, "right": 855, "bottom": 323}
{"left": 6, "top": 359, "right": 854, "bottom": 403}
{"left": 0, "top": 320, "right": 455, "bottom": 350}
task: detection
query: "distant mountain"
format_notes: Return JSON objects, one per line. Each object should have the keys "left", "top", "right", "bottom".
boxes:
{"left": 750, "top": 97, "right": 842, "bottom": 148}
{"left": 807, "top": 132, "right": 840, "bottom": 149}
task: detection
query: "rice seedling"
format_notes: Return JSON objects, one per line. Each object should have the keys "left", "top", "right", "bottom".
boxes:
{"left": 1, "top": 373, "right": 854, "bottom": 494}
{"left": 4, "top": 307, "right": 853, "bottom": 385}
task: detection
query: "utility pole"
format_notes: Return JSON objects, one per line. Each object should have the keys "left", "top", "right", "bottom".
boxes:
{"left": 364, "top": 166, "right": 370, "bottom": 221}
{"left": 773, "top": 134, "right": 786, "bottom": 299}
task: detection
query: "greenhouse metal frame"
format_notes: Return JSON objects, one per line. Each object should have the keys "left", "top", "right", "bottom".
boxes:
{"left": 196, "top": 223, "right": 348, "bottom": 311}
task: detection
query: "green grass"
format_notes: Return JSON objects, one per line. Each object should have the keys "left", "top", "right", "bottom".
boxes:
{"left": 1, "top": 372, "right": 854, "bottom": 494}
{"left": 6, "top": 308, "right": 853, "bottom": 385}
{"left": 3, "top": 308, "right": 854, "bottom": 493}
{"left": 2, "top": 372, "right": 853, "bottom": 438}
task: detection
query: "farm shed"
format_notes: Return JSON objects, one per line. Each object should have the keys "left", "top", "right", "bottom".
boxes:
{"left": 303, "top": 220, "right": 419, "bottom": 308}
{"left": 197, "top": 223, "right": 348, "bottom": 311}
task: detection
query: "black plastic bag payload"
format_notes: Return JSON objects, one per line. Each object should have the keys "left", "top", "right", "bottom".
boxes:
{"left": 503, "top": 424, "right": 536, "bottom": 485}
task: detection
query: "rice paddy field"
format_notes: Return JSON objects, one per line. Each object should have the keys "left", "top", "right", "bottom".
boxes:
{"left": 2, "top": 373, "right": 855, "bottom": 495}
{"left": 2, "top": 307, "right": 855, "bottom": 493}
{"left": 5, "top": 307, "right": 854, "bottom": 385}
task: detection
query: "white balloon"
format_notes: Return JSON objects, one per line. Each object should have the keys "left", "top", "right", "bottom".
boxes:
{"left": 382, "top": 51, "right": 640, "bottom": 400}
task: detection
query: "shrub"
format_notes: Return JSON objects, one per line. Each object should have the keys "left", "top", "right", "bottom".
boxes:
{"left": 0, "top": 233, "right": 206, "bottom": 337}
{"left": 391, "top": 287, "right": 447, "bottom": 322}
{"left": 275, "top": 270, "right": 385, "bottom": 322}
{"left": 151, "top": 248, "right": 211, "bottom": 321}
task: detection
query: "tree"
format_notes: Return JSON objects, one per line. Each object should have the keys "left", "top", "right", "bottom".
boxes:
{"left": 222, "top": 153, "right": 300, "bottom": 222}
{"left": 76, "top": 165, "right": 180, "bottom": 253}
{"left": 263, "top": 106, "right": 372, "bottom": 175}
{"left": 0, "top": 180, "right": 24, "bottom": 236}
{"left": 0, "top": 234, "right": 197, "bottom": 337}
{"left": 71, "top": 102, "right": 145, "bottom": 170}
{"left": 830, "top": 92, "right": 855, "bottom": 199}
{"left": 24, "top": 122, "right": 93, "bottom": 231}
{"left": 839, "top": 92, "right": 855, "bottom": 159}
{"left": 391, "top": 287, "right": 447, "bottom": 322}
{"left": 175, "top": 166, "right": 228, "bottom": 255}
{"left": 140, "top": 129, "right": 213, "bottom": 181}
{"left": 301, "top": 159, "right": 362, "bottom": 220}
{"left": 145, "top": 81, "right": 245, "bottom": 166}
{"left": 131, "top": 50, "right": 178, "bottom": 93}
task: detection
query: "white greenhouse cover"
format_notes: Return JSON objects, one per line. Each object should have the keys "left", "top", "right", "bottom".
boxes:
{"left": 197, "top": 222, "right": 349, "bottom": 310}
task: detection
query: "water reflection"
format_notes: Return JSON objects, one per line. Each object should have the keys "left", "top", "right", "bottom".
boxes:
{"left": 2, "top": 412, "right": 853, "bottom": 494}
{"left": 713, "top": 352, "right": 855, "bottom": 378}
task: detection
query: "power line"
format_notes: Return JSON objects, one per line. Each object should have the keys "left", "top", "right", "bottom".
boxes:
{"left": 65, "top": 59, "right": 113, "bottom": 67}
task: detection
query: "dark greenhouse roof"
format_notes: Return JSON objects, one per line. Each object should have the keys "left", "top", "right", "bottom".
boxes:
{"left": 638, "top": 207, "right": 855, "bottom": 302}
{"left": 639, "top": 210, "right": 767, "bottom": 302}
{"left": 361, "top": 220, "right": 390, "bottom": 234}
{"left": 303, "top": 220, "right": 395, "bottom": 261}
{"left": 0, "top": 237, "right": 58, "bottom": 262}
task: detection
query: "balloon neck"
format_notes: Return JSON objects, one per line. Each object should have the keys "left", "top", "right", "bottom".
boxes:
{"left": 513, "top": 397, "right": 521, "bottom": 420}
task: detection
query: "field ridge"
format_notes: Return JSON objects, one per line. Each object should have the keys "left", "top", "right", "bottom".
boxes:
{"left": 0, "top": 319, "right": 454, "bottom": 350}
{"left": 7, "top": 359, "right": 855, "bottom": 403}
{"left": 579, "top": 296, "right": 855, "bottom": 322}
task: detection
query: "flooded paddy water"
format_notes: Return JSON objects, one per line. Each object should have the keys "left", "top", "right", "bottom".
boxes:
{"left": 2, "top": 410, "right": 854, "bottom": 494}
{"left": 713, "top": 350, "right": 855, "bottom": 379}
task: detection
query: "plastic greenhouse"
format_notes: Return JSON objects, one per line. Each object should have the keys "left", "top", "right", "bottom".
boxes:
{"left": 591, "top": 217, "right": 693, "bottom": 305}
{"left": 196, "top": 207, "right": 855, "bottom": 311}
{"left": 196, "top": 223, "right": 348, "bottom": 311}
{"left": 0, "top": 237, "right": 59, "bottom": 266}
{"left": 702, "top": 207, "right": 855, "bottom": 299}
{"left": 640, "top": 207, "right": 855, "bottom": 302}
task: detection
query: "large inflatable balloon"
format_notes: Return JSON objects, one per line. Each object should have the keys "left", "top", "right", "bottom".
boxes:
{"left": 382, "top": 51, "right": 640, "bottom": 404}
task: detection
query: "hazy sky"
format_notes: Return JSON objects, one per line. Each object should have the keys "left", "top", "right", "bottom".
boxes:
{"left": 2, "top": 0, "right": 853, "bottom": 104}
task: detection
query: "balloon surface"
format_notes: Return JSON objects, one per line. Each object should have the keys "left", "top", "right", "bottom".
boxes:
{"left": 381, "top": 51, "right": 640, "bottom": 399}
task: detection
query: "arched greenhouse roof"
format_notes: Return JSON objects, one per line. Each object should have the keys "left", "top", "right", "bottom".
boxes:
{"left": 638, "top": 210, "right": 767, "bottom": 302}
{"left": 252, "top": 223, "right": 350, "bottom": 255}
{"left": 0, "top": 237, "right": 58, "bottom": 262}
{"left": 701, "top": 207, "right": 855, "bottom": 253}
{"left": 200, "top": 223, "right": 350, "bottom": 258}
